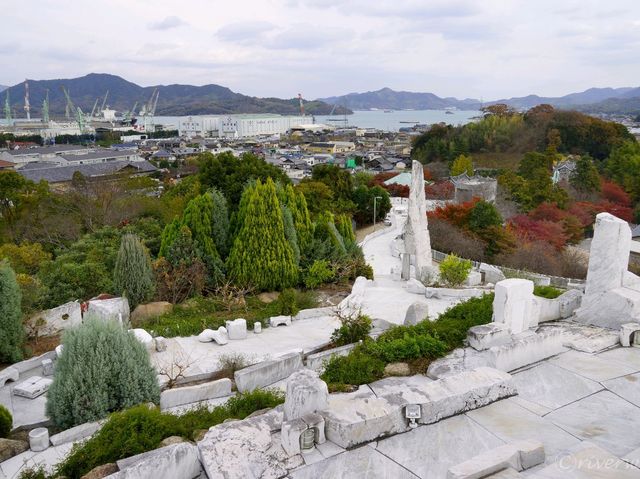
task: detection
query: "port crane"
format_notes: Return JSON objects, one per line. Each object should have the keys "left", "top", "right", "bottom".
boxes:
{"left": 140, "top": 89, "right": 159, "bottom": 131}
{"left": 89, "top": 98, "right": 100, "bottom": 119}
{"left": 61, "top": 86, "right": 87, "bottom": 132}
{"left": 42, "top": 90, "right": 50, "bottom": 124}
{"left": 298, "top": 93, "right": 305, "bottom": 116}
{"left": 4, "top": 89, "right": 12, "bottom": 126}
{"left": 23, "top": 80, "right": 31, "bottom": 120}
{"left": 100, "top": 90, "right": 109, "bottom": 113}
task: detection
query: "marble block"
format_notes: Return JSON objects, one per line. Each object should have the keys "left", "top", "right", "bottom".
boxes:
{"left": 284, "top": 369, "right": 329, "bottom": 421}
{"left": 41, "top": 359, "right": 54, "bottom": 376}
{"left": 403, "top": 302, "right": 429, "bottom": 326}
{"left": 493, "top": 279, "right": 535, "bottom": 334}
{"left": 467, "top": 323, "right": 510, "bottom": 351}
{"left": 270, "top": 315, "right": 292, "bottom": 327}
{"left": 0, "top": 366, "right": 19, "bottom": 387}
{"left": 14, "top": 376, "right": 53, "bottom": 399}
{"left": 620, "top": 322, "right": 640, "bottom": 347}
{"left": 225, "top": 318, "right": 247, "bottom": 340}
{"left": 28, "top": 428, "right": 49, "bottom": 452}
{"left": 254, "top": 322, "right": 262, "bottom": 334}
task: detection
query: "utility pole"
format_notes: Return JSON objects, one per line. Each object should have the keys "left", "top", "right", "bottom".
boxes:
{"left": 373, "top": 196, "right": 382, "bottom": 231}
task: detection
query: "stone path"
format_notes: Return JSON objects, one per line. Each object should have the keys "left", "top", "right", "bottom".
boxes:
{"left": 290, "top": 346, "right": 640, "bottom": 478}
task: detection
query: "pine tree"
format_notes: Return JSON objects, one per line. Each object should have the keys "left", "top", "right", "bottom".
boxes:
{"left": 46, "top": 319, "right": 160, "bottom": 429}
{"left": 113, "top": 234, "right": 155, "bottom": 310}
{"left": 0, "top": 261, "right": 23, "bottom": 363}
{"left": 227, "top": 179, "right": 298, "bottom": 290}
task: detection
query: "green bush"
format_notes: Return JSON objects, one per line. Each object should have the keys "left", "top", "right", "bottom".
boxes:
{"left": 0, "top": 261, "right": 24, "bottom": 363}
{"left": 321, "top": 294, "right": 494, "bottom": 387}
{"left": 18, "top": 467, "right": 47, "bottom": 479}
{"left": 321, "top": 351, "right": 385, "bottom": 387}
{"left": 0, "top": 404, "right": 12, "bottom": 437}
{"left": 533, "top": 285, "right": 563, "bottom": 299}
{"left": 46, "top": 319, "right": 160, "bottom": 429}
{"left": 113, "top": 234, "right": 155, "bottom": 310}
{"left": 438, "top": 254, "right": 472, "bottom": 287}
{"left": 330, "top": 313, "right": 372, "bottom": 346}
{"left": 56, "top": 390, "right": 284, "bottom": 479}
{"left": 275, "top": 288, "right": 300, "bottom": 316}
{"left": 304, "top": 260, "right": 334, "bottom": 289}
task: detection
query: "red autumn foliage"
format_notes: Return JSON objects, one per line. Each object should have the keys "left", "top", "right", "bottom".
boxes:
{"left": 369, "top": 172, "right": 399, "bottom": 187}
{"left": 528, "top": 202, "right": 566, "bottom": 222}
{"left": 596, "top": 200, "right": 634, "bottom": 222}
{"left": 600, "top": 180, "right": 631, "bottom": 207}
{"left": 508, "top": 215, "right": 568, "bottom": 250}
{"left": 430, "top": 199, "right": 479, "bottom": 227}
{"left": 384, "top": 183, "right": 410, "bottom": 198}
{"left": 425, "top": 180, "right": 454, "bottom": 200}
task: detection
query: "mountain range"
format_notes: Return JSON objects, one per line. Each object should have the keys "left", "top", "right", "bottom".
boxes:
{"left": 0, "top": 74, "right": 351, "bottom": 117}
{"left": 2, "top": 74, "right": 639, "bottom": 117}
{"left": 320, "top": 87, "right": 640, "bottom": 113}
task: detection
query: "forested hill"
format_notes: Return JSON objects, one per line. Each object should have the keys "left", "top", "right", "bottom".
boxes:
{"left": 1, "top": 73, "right": 352, "bottom": 117}
{"left": 411, "top": 105, "right": 635, "bottom": 165}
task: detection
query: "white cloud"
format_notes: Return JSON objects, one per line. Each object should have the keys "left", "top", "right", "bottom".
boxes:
{"left": 0, "top": 0, "right": 639, "bottom": 100}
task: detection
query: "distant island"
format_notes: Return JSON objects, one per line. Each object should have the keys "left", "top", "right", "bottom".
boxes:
{"left": 1, "top": 73, "right": 352, "bottom": 117}
{"left": 320, "top": 86, "right": 640, "bottom": 115}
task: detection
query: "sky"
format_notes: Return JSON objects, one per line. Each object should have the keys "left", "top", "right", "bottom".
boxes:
{"left": 1, "top": 0, "right": 639, "bottom": 100}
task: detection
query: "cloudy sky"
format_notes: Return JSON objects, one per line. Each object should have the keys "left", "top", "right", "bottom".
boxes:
{"left": 2, "top": 0, "right": 639, "bottom": 100}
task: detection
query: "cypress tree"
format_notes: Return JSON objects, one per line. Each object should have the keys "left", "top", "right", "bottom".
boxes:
{"left": 0, "top": 261, "right": 23, "bottom": 363}
{"left": 291, "top": 187, "right": 313, "bottom": 251}
{"left": 282, "top": 205, "right": 300, "bottom": 266}
{"left": 113, "top": 234, "right": 155, "bottom": 310}
{"left": 315, "top": 211, "right": 347, "bottom": 256}
{"left": 227, "top": 179, "right": 298, "bottom": 290}
{"left": 158, "top": 218, "right": 181, "bottom": 258}
{"left": 209, "top": 188, "right": 230, "bottom": 258}
{"left": 336, "top": 214, "right": 356, "bottom": 244}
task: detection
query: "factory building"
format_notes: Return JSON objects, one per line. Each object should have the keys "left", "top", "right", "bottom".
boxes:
{"left": 178, "top": 114, "right": 308, "bottom": 139}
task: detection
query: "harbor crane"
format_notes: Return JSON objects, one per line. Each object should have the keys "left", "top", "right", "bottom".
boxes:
{"left": 100, "top": 90, "right": 109, "bottom": 113}
{"left": 42, "top": 90, "right": 50, "bottom": 124}
{"left": 4, "top": 89, "right": 12, "bottom": 126}
{"left": 298, "top": 93, "right": 305, "bottom": 116}
{"left": 62, "top": 86, "right": 75, "bottom": 119}
{"left": 89, "top": 97, "right": 100, "bottom": 119}
{"left": 23, "top": 80, "right": 31, "bottom": 120}
{"left": 61, "top": 86, "right": 87, "bottom": 132}
{"left": 140, "top": 88, "right": 159, "bottom": 131}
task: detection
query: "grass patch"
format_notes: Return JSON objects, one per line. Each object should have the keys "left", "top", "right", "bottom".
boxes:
{"left": 533, "top": 285, "right": 564, "bottom": 299}
{"left": 55, "top": 389, "right": 284, "bottom": 479}
{"left": 321, "top": 294, "right": 494, "bottom": 390}
{"left": 137, "top": 290, "right": 317, "bottom": 338}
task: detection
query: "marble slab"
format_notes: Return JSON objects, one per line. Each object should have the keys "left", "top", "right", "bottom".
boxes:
{"left": 512, "top": 363, "right": 603, "bottom": 412}
{"left": 545, "top": 390, "right": 640, "bottom": 458}
{"left": 466, "top": 399, "right": 581, "bottom": 458}
{"left": 549, "top": 350, "right": 638, "bottom": 382}
{"left": 375, "top": 414, "right": 505, "bottom": 478}
{"left": 532, "top": 441, "right": 640, "bottom": 479}
{"left": 596, "top": 347, "right": 640, "bottom": 372}
{"left": 602, "top": 372, "right": 640, "bottom": 407}
{"left": 289, "top": 444, "right": 419, "bottom": 479}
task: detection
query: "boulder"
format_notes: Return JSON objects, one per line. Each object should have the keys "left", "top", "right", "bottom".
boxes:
{"left": 383, "top": 362, "right": 411, "bottom": 377}
{"left": 467, "top": 323, "right": 511, "bottom": 351}
{"left": 130, "top": 328, "right": 153, "bottom": 346}
{"left": 110, "top": 443, "right": 201, "bottom": 479}
{"left": 81, "top": 463, "right": 118, "bottom": 479}
{"left": 283, "top": 369, "right": 329, "bottom": 421}
{"left": 197, "top": 327, "right": 228, "bottom": 345}
{"left": 131, "top": 302, "right": 173, "bottom": 323}
{"left": 493, "top": 279, "right": 535, "bottom": 334}
{"left": 27, "top": 300, "right": 82, "bottom": 337}
{"left": 405, "top": 278, "right": 426, "bottom": 295}
{"left": 0, "top": 438, "right": 29, "bottom": 462}
{"left": 160, "top": 436, "right": 187, "bottom": 447}
{"left": 154, "top": 336, "right": 167, "bottom": 352}
{"left": 85, "top": 297, "right": 130, "bottom": 326}
{"left": 403, "top": 302, "right": 429, "bottom": 326}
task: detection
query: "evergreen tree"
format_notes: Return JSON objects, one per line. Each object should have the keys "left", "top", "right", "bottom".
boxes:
{"left": 158, "top": 218, "right": 181, "bottom": 258}
{"left": 450, "top": 154, "right": 474, "bottom": 176}
{"left": 292, "top": 188, "right": 313, "bottom": 250}
{"left": 0, "top": 261, "right": 23, "bottom": 363}
{"left": 209, "top": 188, "right": 230, "bottom": 258}
{"left": 227, "top": 179, "right": 298, "bottom": 290}
{"left": 46, "top": 319, "right": 160, "bottom": 429}
{"left": 282, "top": 206, "right": 300, "bottom": 266}
{"left": 315, "top": 211, "right": 347, "bottom": 256}
{"left": 113, "top": 234, "right": 155, "bottom": 310}
{"left": 336, "top": 214, "right": 356, "bottom": 244}
{"left": 571, "top": 155, "right": 601, "bottom": 194}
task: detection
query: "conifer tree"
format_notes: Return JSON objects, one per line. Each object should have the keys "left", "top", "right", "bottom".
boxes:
{"left": 291, "top": 187, "right": 313, "bottom": 250}
{"left": 0, "top": 261, "right": 23, "bottom": 363}
{"left": 227, "top": 179, "right": 298, "bottom": 290}
{"left": 282, "top": 205, "right": 300, "bottom": 266}
{"left": 158, "top": 218, "right": 181, "bottom": 258}
{"left": 336, "top": 214, "right": 356, "bottom": 244}
{"left": 46, "top": 319, "right": 160, "bottom": 429}
{"left": 113, "top": 234, "right": 155, "bottom": 310}
{"left": 209, "top": 188, "right": 230, "bottom": 258}
{"left": 315, "top": 211, "right": 347, "bottom": 256}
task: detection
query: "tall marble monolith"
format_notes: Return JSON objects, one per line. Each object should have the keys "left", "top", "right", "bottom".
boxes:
{"left": 404, "top": 160, "right": 432, "bottom": 280}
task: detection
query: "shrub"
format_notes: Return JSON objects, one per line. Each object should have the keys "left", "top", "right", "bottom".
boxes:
{"left": 56, "top": 390, "right": 284, "bottom": 479}
{"left": 0, "top": 404, "right": 12, "bottom": 437}
{"left": 428, "top": 218, "right": 486, "bottom": 262}
{"left": 18, "top": 467, "right": 47, "bottom": 479}
{"left": 218, "top": 352, "right": 253, "bottom": 378}
{"left": 275, "top": 288, "right": 299, "bottom": 316}
{"left": 321, "top": 352, "right": 385, "bottom": 387}
{"left": 533, "top": 285, "right": 563, "bottom": 299}
{"left": 330, "top": 313, "right": 372, "bottom": 346}
{"left": 46, "top": 319, "right": 160, "bottom": 429}
{"left": 0, "top": 260, "right": 24, "bottom": 363}
{"left": 439, "top": 254, "right": 472, "bottom": 287}
{"left": 113, "top": 234, "right": 155, "bottom": 310}
{"left": 304, "top": 260, "right": 334, "bottom": 289}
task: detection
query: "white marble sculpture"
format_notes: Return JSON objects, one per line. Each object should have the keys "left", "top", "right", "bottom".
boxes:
{"left": 403, "top": 160, "right": 432, "bottom": 281}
